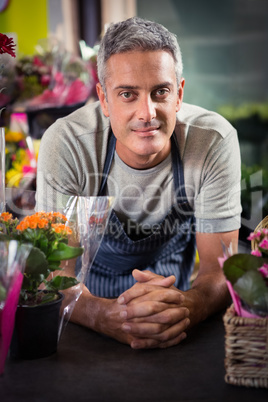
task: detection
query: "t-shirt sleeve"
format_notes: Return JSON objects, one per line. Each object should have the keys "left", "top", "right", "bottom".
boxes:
{"left": 36, "top": 120, "right": 87, "bottom": 212}
{"left": 193, "top": 128, "right": 241, "bottom": 233}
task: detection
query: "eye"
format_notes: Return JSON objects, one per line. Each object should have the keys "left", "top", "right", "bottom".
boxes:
{"left": 120, "top": 91, "right": 133, "bottom": 100}
{"left": 153, "top": 88, "right": 170, "bottom": 98}
{"left": 156, "top": 89, "right": 167, "bottom": 95}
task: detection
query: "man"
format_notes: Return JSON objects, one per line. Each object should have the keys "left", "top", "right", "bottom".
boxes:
{"left": 36, "top": 17, "right": 241, "bottom": 349}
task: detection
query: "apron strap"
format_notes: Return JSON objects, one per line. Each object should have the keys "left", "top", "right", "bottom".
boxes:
{"left": 170, "top": 134, "right": 188, "bottom": 203}
{"left": 98, "top": 130, "right": 116, "bottom": 196}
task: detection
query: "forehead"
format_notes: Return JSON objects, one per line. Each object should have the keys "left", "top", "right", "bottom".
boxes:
{"left": 105, "top": 50, "right": 176, "bottom": 87}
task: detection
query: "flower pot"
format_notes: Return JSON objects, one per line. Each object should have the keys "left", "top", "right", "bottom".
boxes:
{"left": 10, "top": 292, "right": 64, "bottom": 360}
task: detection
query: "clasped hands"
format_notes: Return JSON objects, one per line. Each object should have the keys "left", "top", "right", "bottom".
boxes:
{"left": 112, "top": 269, "right": 190, "bottom": 349}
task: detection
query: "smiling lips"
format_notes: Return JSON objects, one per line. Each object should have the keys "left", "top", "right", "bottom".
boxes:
{"left": 131, "top": 121, "right": 161, "bottom": 136}
{"left": 133, "top": 127, "right": 159, "bottom": 136}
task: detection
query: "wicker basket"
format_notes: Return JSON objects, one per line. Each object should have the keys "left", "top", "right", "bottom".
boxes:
{"left": 223, "top": 305, "right": 268, "bottom": 388}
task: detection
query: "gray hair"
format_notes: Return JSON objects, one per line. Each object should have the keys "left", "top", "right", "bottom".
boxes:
{"left": 97, "top": 17, "right": 183, "bottom": 93}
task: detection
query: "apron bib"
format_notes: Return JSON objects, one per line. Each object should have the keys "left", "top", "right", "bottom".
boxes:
{"left": 86, "top": 132, "right": 196, "bottom": 297}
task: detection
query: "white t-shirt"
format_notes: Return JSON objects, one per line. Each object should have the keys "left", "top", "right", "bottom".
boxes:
{"left": 36, "top": 101, "right": 241, "bottom": 234}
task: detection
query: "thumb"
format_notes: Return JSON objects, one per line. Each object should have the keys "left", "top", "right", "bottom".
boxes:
{"left": 132, "top": 269, "right": 176, "bottom": 287}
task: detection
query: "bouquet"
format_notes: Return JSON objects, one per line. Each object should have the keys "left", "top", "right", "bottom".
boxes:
{"left": 13, "top": 37, "right": 94, "bottom": 110}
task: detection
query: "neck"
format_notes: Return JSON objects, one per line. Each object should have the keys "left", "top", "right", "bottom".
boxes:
{"left": 115, "top": 140, "right": 171, "bottom": 170}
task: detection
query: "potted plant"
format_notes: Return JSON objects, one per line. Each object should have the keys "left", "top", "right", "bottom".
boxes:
{"left": 221, "top": 219, "right": 268, "bottom": 388}
{"left": 0, "top": 211, "right": 84, "bottom": 359}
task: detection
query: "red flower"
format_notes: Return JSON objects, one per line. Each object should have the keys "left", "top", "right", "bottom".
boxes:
{"left": 0, "top": 33, "right": 16, "bottom": 57}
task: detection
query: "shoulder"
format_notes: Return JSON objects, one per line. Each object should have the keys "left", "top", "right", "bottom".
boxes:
{"left": 175, "top": 102, "right": 235, "bottom": 139}
{"left": 38, "top": 101, "right": 111, "bottom": 177}
{"left": 63, "top": 101, "right": 110, "bottom": 135}
{"left": 174, "top": 103, "right": 238, "bottom": 160}
{"left": 41, "top": 101, "right": 110, "bottom": 145}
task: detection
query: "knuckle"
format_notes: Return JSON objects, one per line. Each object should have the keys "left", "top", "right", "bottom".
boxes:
{"left": 159, "top": 331, "right": 170, "bottom": 342}
{"left": 159, "top": 310, "right": 173, "bottom": 324}
{"left": 147, "top": 301, "right": 160, "bottom": 315}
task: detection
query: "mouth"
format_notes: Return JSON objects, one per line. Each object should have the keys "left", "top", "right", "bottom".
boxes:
{"left": 132, "top": 126, "right": 160, "bottom": 137}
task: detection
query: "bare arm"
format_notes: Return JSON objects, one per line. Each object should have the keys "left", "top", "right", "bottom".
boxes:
{"left": 182, "top": 230, "right": 237, "bottom": 327}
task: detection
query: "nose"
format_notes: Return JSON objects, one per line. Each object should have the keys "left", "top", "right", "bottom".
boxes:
{"left": 136, "top": 95, "right": 156, "bottom": 122}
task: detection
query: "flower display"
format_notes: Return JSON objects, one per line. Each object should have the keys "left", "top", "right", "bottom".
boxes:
{"left": 0, "top": 211, "right": 84, "bottom": 305}
{"left": 222, "top": 227, "right": 268, "bottom": 317}
{"left": 13, "top": 37, "right": 94, "bottom": 110}
{"left": 14, "top": 54, "right": 51, "bottom": 102}
{"left": 0, "top": 36, "right": 97, "bottom": 112}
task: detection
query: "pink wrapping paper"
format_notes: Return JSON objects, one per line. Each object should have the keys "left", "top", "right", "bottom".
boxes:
{"left": 0, "top": 271, "right": 23, "bottom": 375}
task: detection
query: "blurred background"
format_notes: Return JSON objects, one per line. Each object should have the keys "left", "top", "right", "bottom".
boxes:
{"left": 0, "top": 0, "right": 267, "bottom": 243}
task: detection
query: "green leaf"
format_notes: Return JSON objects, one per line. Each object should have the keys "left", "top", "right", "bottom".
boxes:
{"left": 21, "top": 274, "right": 45, "bottom": 292}
{"left": 0, "top": 283, "right": 7, "bottom": 302}
{"left": 25, "top": 247, "right": 49, "bottom": 276}
{"left": 223, "top": 254, "right": 267, "bottom": 284}
{"left": 37, "top": 292, "right": 59, "bottom": 305}
{"left": 45, "top": 276, "right": 79, "bottom": 291}
{"left": 39, "top": 236, "right": 49, "bottom": 254}
{"left": 47, "top": 262, "right": 61, "bottom": 271}
{"left": 47, "top": 242, "right": 83, "bottom": 262}
{"left": 234, "top": 270, "right": 268, "bottom": 313}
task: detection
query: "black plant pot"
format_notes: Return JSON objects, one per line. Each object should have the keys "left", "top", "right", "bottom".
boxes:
{"left": 10, "top": 292, "right": 64, "bottom": 360}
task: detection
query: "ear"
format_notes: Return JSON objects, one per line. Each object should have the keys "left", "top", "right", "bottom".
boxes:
{"left": 176, "top": 78, "right": 185, "bottom": 112}
{"left": 96, "top": 83, "right": 109, "bottom": 117}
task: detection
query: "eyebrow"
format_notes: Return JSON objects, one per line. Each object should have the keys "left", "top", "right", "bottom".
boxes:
{"left": 113, "top": 82, "right": 174, "bottom": 91}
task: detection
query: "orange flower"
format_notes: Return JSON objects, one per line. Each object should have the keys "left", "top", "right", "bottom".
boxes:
{"left": 16, "top": 220, "right": 28, "bottom": 231}
{"left": 16, "top": 215, "right": 37, "bottom": 231}
{"left": 37, "top": 218, "right": 49, "bottom": 229}
{"left": 52, "top": 212, "right": 67, "bottom": 222}
{"left": 51, "top": 223, "right": 72, "bottom": 236}
{"left": 15, "top": 211, "right": 71, "bottom": 237}
{"left": 0, "top": 212, "right": 13, "bottom": 222}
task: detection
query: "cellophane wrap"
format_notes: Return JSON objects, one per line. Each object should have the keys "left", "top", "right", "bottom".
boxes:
{"left": 57, "top": 195, "right": 114, "bottom": 338}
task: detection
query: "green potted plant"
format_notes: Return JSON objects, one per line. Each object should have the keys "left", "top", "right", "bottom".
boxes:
{"left": 0, "top": 211, "right": 84, "bottom": 359}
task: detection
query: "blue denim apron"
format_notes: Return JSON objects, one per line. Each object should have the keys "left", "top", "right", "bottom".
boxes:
{"left": 86, "top": 132, "right": 196, "bottom": 298}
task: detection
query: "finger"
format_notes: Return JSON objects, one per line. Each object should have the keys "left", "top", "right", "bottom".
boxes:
{"left": 127, "top": 288, "right": 185, "bottom": 307}
{"left": 139, "top": 306, "right": 190, "bottom": 325}
{"left": 132, "top": 269, "right": 176, "bottom": 287}
{"left": 130, "top": 318, "right": 190, "bottom": 349}
{"left": 131, "top": 332, "right": 187, "bottom": 350}
{"left": 121, "top": 295, "right": 187, "bottom": 320}
{"left": 121, "top": 307, "right": 189, "bottom": 334}
{"left": 118, "top": 283, "right": 184, "bottom": 305}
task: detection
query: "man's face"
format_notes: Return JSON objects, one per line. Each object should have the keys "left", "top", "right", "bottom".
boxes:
{"left": 97, "top": 50, "right": 184, "bottom": 169}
